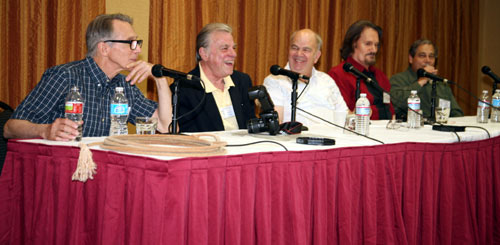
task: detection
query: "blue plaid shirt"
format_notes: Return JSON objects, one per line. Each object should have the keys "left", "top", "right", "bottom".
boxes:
{"left": 12, "top": 56, "right": 158, "bottom": 136}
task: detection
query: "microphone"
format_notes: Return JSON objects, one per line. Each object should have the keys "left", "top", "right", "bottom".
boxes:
{"left": 342, "top": 63, "right": 372, "bottom": 83}
{"left": 417, "top": 68, "right": 454, "bottom": 84}
{"left": 482, "top": 66, "right": 500, "bottom": 82}
{"left": 152, "top": 64, "right": 200, "bottom": 81}
{"left": 270, "top": 65, "right": 310, "bottom": 80}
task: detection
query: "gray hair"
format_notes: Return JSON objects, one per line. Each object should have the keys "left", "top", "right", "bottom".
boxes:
{"left": 86, "top": 13, "right": 133, "bottom": 57}
{"left": 409, "top": 39, "right": 438, "bottom": 58}
{"left": 290, "top": 29, "right": 323, "bottom": 51}
{"left": 196, "top": 23, "right": 233, "bottom": 62}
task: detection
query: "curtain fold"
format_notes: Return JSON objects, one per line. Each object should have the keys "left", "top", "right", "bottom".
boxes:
{"left": 149, "top": 0, "right": 479, "bottom": 115}
{"left": 1, "top": 138, "right": 499, "bottom": 244}
{"left": 0, "top": 0, "right": 104, "bottom": 109}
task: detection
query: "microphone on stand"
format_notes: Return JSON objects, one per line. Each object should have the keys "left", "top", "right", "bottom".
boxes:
{"left": 416, "top": 69, "right": 454, "bottom": 84}
{"left": 482, "top": 66, "right": 500, "bottom": 82}
{"left": 343, "top": 63, "right": 373, "bottom": 82}
{"left": 270, "top": 65, "right": 310, "bottom": 80}
{"left": 269, "top": 65, "right": 307, "bottom": 134}
{"left": 152, "top": 64, "right": 201, "bottom": 81}
{"left": 482, "top": 66, "right": 500, "bottom": 94}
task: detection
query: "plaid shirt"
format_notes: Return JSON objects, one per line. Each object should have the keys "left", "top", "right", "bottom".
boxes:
{"left": 12, "top": 56, "right": 158, "bottom": 136}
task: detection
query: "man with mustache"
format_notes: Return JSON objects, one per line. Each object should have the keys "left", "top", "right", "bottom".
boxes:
{"left": 390, "top": 39, "right": 463, "bottom": 119}
{"left": 328, "top": 20, "right": 394, "bottom": 120}
{"left": 263, "top": 29, "right": 348, "bottom": 126}
{"left": 172, "top": 23, "right": 255, "bottom": 132}
{"left": 4, "top": 14, "right": 172, "bottom": 141}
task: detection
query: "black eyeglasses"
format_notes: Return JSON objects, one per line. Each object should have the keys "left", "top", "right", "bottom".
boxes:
{"left": 104, "top": 40, "right": 143, "bottom": 50}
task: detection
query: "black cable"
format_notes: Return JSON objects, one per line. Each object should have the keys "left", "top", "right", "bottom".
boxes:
{"left": 465, "top": 126, "right": 491, "bottom": 138}
{"left": 296, "top": 79, "right": 310, "bottom": 100}
{"left": 296, "top": 107, "right": 385, "bottom": 144}
{"left": 176, "top": 79, "right": 207, "bottom": 120}
{"left": 454, "top": 82, "right": 496, "bottom": 108}
{"left": 168, "top": 79, "right": 207, "bottom": 133}
{"left": 452, "top": 131, "right": 461, "bottom": 142}
{"left": 226, "top": 140, "right": 288, "bottom": 151}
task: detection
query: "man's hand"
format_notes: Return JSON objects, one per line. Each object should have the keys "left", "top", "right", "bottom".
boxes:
{"left": 43, "top": 118, "right": 81, "bottom": 141}
{"left": 417, "top": 65, "right": 438, "bottom": 87}
{"left": 125, "top": 60, "right": 155, "bottom": 85}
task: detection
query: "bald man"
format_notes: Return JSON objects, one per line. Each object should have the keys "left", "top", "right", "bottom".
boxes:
{"left": 263, "top": 29, "right": 347, "bottom": 126}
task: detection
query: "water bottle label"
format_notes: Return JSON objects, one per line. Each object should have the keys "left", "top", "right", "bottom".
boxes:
{"left": 408, "top": 102, "right": 420, "bottom": 110}
{"left": 356, "top": 106, "right": 370, "bottom": 116}
{"left": 111, "top": 104, "right": 129, "bottom": 115}
{"left": 493, "top": 99, "right": 500, "bottom": 107}
{"left": 478, "top": 100, "right": 490, "bottom": 108}
{"left": 65, "top": 102, "right": 83, "bottom": 113}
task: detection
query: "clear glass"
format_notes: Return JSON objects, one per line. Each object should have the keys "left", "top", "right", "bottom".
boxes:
{"left": 136, "top": 117, "right": 158, "bottom": 135}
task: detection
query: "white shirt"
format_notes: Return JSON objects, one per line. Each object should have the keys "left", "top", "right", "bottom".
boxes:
{"left": 263, "top": 64, "right": 348, "bottom": 126}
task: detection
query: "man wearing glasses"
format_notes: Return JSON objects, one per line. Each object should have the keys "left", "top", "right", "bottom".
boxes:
{"left": 389, "top": 39, "right": 463, "bottom": 119}
{"left": 4, "top": 13, "right": 172, "bottom": 141}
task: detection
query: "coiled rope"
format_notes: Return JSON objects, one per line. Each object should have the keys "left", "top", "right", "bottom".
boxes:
{"left": 72, "top": 134, "right": 227, "bottom": 182}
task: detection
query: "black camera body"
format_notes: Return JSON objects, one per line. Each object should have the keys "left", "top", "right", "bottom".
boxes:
{"left": 247, "top": 111, "right": 280, "bottom": 135}
{"left": 247, "top": 86, "right": 280, "bottom": 135}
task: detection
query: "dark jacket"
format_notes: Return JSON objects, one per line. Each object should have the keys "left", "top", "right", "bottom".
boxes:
{"left": 171, "top": 65, "right": 255, "bottom": 132}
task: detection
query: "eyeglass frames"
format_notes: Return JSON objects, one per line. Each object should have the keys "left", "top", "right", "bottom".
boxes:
{"left": 104, "top": 39, "right": 143, "bottom": 50}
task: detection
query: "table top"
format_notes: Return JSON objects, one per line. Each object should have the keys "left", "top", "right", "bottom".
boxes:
{"left": 14, "top": 116, "right": 500, "bottom": 161}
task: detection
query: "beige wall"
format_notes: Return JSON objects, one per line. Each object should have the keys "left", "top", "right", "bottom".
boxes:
{"left": 478, "top": 0, "right": 500, "bottom": 95}
{"left": 106, "top": 0, "right": 150, "bottom": 94}
{"left": 106, "top": 0, "right": 150, "bottom": 133}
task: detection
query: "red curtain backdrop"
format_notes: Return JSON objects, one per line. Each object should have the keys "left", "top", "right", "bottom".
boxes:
{"left": 148, "top": 0, "right": 479, "bottom": 115}
{"left": 1, "top": 137, "right": 499, "bottom": 244}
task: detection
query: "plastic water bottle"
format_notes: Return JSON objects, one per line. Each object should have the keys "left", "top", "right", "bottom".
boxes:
{"left": 477, "top": 90, "right": 490, "bottom": 123}
{"left": 355, "top": 93, "right": 370, "bottom": 135}
{"left": 491, "top": 89, "right": 500, "bottom": 123}
{"left": 65, "top": 86, "right": 84, "bottom": 141}
{"left": 110, "top": 87, "right": 129, "bottom": 135}
{"left": 407, "top": 90, "right": 421, "bottom": 129}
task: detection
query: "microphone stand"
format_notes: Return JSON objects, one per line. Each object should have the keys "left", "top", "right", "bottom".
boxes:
{"left": 291, "top": 77, "right": 298, "bottom": 122}
{"left": 355, "top": 77, "right": 361, "bottom": 102}
{"left": 170, "top": 78, "right": 180, "bottom": 134}
{"left": 429, "top": 80, "right": 437, "bottom": 124}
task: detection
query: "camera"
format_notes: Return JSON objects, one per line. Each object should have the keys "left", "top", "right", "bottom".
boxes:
{"left": 247, "top": 86, "right": 280, "bottom": 135}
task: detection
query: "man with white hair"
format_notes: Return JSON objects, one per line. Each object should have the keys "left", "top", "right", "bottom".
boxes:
{"left": 264, "top": 29, "right": 348, "bottom": 127}
{"left": 173, "top": 23, "right": 255, "bottom": 132}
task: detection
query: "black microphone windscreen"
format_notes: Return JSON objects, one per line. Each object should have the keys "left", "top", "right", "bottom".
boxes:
{"left": 152, "top": 64, "right": 163, "bottom": 77}
{"left": 342, "top": 62, "right": 353, "bottom": 72}
{"left": 270, "top": 65, "right": 281, "bottom": 75}
{"left": 417, "top": 68, "right": 426, "bottom": 78}
{"left": 482, "top": 66, "right": 491, "bottom": 74}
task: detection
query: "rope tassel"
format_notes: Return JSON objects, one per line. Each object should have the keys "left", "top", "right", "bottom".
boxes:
{"left": 72, "top": 142, "right": 97, "bottom": 182}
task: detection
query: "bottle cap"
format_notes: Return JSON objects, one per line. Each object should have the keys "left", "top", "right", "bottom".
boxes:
{"left": 116, "top": 87, "right": 124, "bottom": 92}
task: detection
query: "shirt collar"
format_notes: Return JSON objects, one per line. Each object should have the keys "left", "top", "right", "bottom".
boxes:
{"left": 85, "top": 56, "right": 114, "bottom": 83}
{"left": 199, "top": 63, "right": 235, "bottom": 93}
{"left": 346, "top": 56, "right": 376, "bottom": 73}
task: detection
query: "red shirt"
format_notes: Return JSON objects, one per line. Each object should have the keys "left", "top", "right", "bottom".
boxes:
{"left": 328, "top": 57, "right": 394, "bottom": 120}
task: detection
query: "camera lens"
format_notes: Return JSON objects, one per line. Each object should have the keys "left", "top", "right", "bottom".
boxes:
{"left": 247, "top": 118, "right": 266, "bottom": 133}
